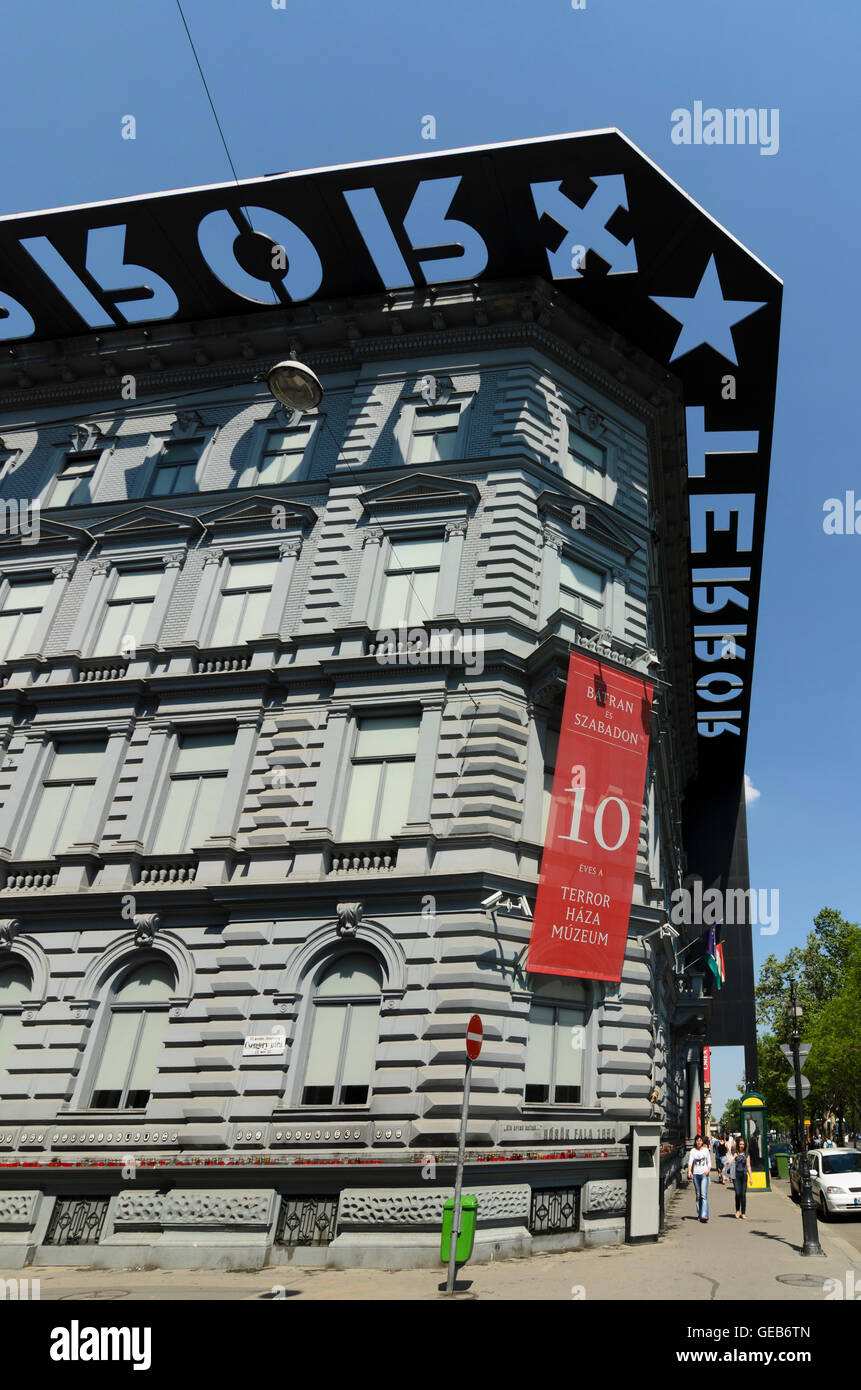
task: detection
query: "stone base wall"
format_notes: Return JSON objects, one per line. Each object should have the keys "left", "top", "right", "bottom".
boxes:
{"left": 0, "top": 1170, "right": 633, "bottom": 1270}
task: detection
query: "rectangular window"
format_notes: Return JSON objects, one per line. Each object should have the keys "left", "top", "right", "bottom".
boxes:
{"left": 408, "top": 406, "right": 461, "bottom": 464}
{"left": 563, "top": 430, "right": 606, "bottom": 488}
{"left": 92, "top": 571, "right": 161, "bottom": 656}
{"left": 244, "top": 425, "right": 313, "bottom": 487}
{"left": 525, "top": 1005, "right": 584, "bottom": 1104}
{"left": 341, "top": 715, "right": 419, "bottom": 842}
{"left": 560, "top": 555, "right": 604, "bottom": 626}
{"left": 151, "top": 731, "right": 235, "bottom": 854}
{"left": 210, "top": 557, "right": 278, "bottom": 646}
{"left": 149, "top": 440, "right": 201, "bottom": 497}
{"left": 46, "top": 453, "right": 99, "bottom": 508}
{"left": 21, "top": 741, "right": 105, "bottom": 859}
{"left": 302, "top": 1003, "right": 378, "bottom": 1107}
{"left": 378, "top": 537, "right": 443, "bottom": 628}
{"left": 0, "top": 578, "right": 52, "bottom": 662}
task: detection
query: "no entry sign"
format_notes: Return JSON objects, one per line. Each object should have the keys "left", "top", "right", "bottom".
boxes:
{"left": 466, "top": 1015, "right": 483, "bottom": 1061}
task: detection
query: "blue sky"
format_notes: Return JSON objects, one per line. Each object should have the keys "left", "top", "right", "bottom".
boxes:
{"left": 2, "top": 0, "right": 857, "bottom": 1115}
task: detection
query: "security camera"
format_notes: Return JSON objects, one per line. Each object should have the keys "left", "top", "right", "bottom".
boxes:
{"left": 482, "top": 890, "right": 504, "bottom": 909}
{"left": 519, "top": 896, "right": 533, "bottom": 918}
{"left": 660, "top": 922, "right": 680, "bottom": 940}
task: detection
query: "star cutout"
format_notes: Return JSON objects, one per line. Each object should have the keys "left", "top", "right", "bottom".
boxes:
{"left": 650, "top": 255, "right": 765, "bottom": 365}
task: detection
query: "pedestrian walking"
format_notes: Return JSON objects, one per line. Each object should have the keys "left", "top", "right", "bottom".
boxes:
{"left": 731, "top": 1137, "right": 752, "bottom": 1218}
{"left": 687, "top": 1134, "right": 711, "bottom": 1222}
{"left": 723, "top": 1131, "right": 736, "bottom": 1184}
{"left": 716, "top": 1134, "right": 727, "bottom": 1184}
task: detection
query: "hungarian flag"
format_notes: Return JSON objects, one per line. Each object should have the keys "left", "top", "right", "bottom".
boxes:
{"left": 715, "top": 939, "right": 726, "bottom": 986}
{"left": 704, "top": 926, "right": 724, "bottom": 990}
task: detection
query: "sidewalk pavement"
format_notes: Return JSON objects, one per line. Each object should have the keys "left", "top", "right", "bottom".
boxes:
{"left": 3, "top": 1177, "right": 859, "bottom": 1300}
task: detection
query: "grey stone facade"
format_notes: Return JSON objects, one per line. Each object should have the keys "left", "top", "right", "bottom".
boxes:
{"left": 0, "top": 272, "right": 705, "bottom": 1269}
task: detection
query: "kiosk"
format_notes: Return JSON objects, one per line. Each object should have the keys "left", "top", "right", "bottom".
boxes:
{"left": 740, "top": 1091, "right": 771, "bottom": 1190}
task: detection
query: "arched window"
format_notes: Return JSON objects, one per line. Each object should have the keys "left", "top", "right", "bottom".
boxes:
{"left": 524, "top": 976, "right": 589, "bottom": 1105}
{"left": 89, "top": 958, "right": 174, "bottom": 1110}
{"left": 0, "top": 961, "right": 30, "bottom": 1083}
{"left": 301, "top": 953, "right": 382, "bottom": 1106}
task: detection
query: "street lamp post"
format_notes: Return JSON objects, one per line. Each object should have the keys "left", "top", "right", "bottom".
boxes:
{"left": 788, "top": 978, "right": 824, "bottom": 1257}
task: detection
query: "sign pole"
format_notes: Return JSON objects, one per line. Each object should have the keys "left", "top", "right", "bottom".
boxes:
{"left": 788, "top": 979, "right": 824, "bottom": 1257}
{"left": 445, "top": 1055, "right": 472, "bottom": 1295}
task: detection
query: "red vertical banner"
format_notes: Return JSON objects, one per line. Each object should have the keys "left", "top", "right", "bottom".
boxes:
{"left": 696, "top": 1100, "right": 702, "bottom": 1133}
{"left": 703, "top": 1046, "right": 711, "bottom": 1087}
{"left": 527, "top": 652, "right": 653, "bottom": 982}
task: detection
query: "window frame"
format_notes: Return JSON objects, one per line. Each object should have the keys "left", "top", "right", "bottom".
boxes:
{"left": 145, "top": 436, "right": 206, "bottom": 499}
{"left": 241, "top": 417, "right": 319, "bottom": 488}
{"left": 523, "top": 984, "right": 592, "bottom": 1108}
{"left": 406, "top": 404, "right": 464, "bottom": 465}
{"left": 90, "top": 565, "right": 164, "bottom": 657}
{"left": 205, "top": 551, "right": 280, "bottom": 648}
{"left": 17, "top": 738, "right": 107, "bottom": 861}
{"left": 375, "top": 531, "right": 446, "bottom": 629}
{"left": 85, "top": 955, "right": 175, "bottom": 1113}
{"left": 42, "top": 450, "right": 103, "bottom": 509}
{"left": 338, "top": 712, "right": 420, "bottom": 843}
{"left": 562, "top": 424, "right": 607, "bottom": 488}
{"left": 0, "top": 572, "right": 53, "bottom": 663}
{"left": 294, "top": 949, "right": 384, "bottom": 1110}
{"left": 558, "top": 550, "right": 606, "bottom": 629}
{"left": 147, "top": 726, "right": 237, "bottom": 855}
{"left": 396, "top": 394, "right": 470, "bottom": 467}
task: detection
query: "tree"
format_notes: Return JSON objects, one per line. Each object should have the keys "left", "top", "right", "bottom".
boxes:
{"left": 720, "top": 1097, "right": 741, "bottom": 1133}
{"left": 756, "top": 908, "right": 861, "bottom": 1042}
{"left": 751, "top": 1034, "right": 795, "bottom": 1130}
{"left": 805, "top": 947, "right": 861, "bottom": 1142}
{"left": 755, "top": 908, "right": 861, "bottom": 1141}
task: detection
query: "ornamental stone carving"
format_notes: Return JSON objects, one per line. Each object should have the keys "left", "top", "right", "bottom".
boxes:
{"left": 0, "top": 1191, "right": 39, "bottom": 1227}
{"left": 203, "top": 547, "right": 224, "bottom": 568}
{"left": 113, "top": 1191, "right": 165, "bottom": 1227}
{"left": 0, "top": 918, "right": 20, "bottom": 949}
{"left": 416, "top": 373, "right": 452, "bottom": 406}
{"left": 133, "top": 913, "right": 160, "bottom": 948}
{"left": 362, "top": 528, "right": 384, "bottom": 548}
{"left": 162, "top": 1190, "right": 274, "bottom": 1228}
{"left": 278, "top": 540, "right": 302, "bottom": 559}
{"left": 581, "top": 1180, "right": 627, "bottom": 1214}
{"left": 51, "top": 563, "right": 73, "bottom": 580}
{"left": 445, "top": 521, "right": 467, "bottom": 538}
{"left": 336, "top": 902, "right": 363, "bottom": 937}
{"left": 337, "top": 1184, "right": 530, "bottom": 1229}
{"left": 162, "top": 553, "right": 184, "bottom": 569}
{"left": 173, "top": 410, "right": 202, "bottom": 437}
{"left": 69, "top": 422, "right": 104, "bottom": 452}
{"left": 114, "top": 1190, "right": 275, "bottom": 1229}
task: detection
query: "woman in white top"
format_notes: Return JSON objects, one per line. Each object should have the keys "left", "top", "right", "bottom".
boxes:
{"left": 687, "top": 1134, "right": 712, "bottom": 1222}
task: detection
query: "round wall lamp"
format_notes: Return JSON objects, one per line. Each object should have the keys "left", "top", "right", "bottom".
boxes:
{"left": 265, "top": 359, "right": 324, "bottom": 412}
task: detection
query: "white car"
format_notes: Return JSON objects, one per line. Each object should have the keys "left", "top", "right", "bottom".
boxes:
{"left": 791, "top": 1148, "right": 861, "bottom": 1217}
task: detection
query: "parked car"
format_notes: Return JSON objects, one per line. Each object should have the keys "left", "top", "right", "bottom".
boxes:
{"left": 789, "top": 1148, "right": 861, "bottom": 1217}
{"left": 769, "top": 1142, "right": 792, "bottom": 1175}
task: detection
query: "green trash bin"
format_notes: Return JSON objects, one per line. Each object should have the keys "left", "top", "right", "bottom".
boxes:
{"left": 776, "top": 1153, "right": 790, "bottom": 1180}
{"left": 440, "top": 1195, "right": 478, "bottom": 1264}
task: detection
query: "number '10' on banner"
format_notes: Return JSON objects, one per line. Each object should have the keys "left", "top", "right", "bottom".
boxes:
{"left": 527, "top": 653, "right": 654, "bottom": 983}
